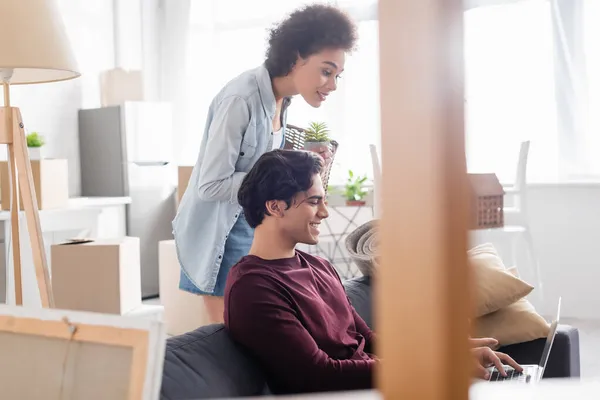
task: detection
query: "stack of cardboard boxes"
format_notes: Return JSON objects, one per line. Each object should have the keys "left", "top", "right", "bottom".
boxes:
{"left": 0, "top": 159, "right": 69, "bottom": 210}
{"left": 158, "top": 165, "right": 210, "bottom": 335}
{"left": 49, "top": 165, "right": 210, "bottom": 333}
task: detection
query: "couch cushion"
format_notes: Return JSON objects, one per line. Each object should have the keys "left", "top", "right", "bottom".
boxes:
{"left": 160, "top": 324, "right": 268, "bottom": 400}
{"left": 344, "top": 276, "right": 373, "bottom": 329}
{"left": 474, "top": 266, "right": 549, "bottom": 346}
{"left": 469, "top": 243, "right": 534, "bottom": 317}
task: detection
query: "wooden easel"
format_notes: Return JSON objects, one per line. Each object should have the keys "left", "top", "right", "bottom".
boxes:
{"left": 1, "top": 82, "right": 53, "bottom": 308}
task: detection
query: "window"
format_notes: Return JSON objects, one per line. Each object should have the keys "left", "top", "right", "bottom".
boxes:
{"left": 464, "top": 0, "right": 558, "bottom": 183}
{"left": 583, "top": 0, "right": 600, "bottom": 176}
{"left": 465, "top": 0, "right": 600, "bottom": 183}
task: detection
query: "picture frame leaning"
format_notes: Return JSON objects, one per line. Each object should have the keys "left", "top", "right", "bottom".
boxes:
{"left": 0, "top": 304, "right": 166, "bottom": 400}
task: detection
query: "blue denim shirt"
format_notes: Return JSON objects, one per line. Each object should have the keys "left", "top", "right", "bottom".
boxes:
{"left": 172, "top": 64, "right": 288, "bottom": 292}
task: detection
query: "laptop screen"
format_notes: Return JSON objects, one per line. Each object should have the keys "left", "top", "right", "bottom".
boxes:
{"left": 538, "top": 297, "right": 562, "bottom": 370}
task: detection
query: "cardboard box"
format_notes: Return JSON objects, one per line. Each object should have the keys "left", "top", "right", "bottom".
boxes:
{"left": 159, "top": 240, "right": 209, "bottom": 335}
{"left": 0, "top": 158, "right": 69, "bottom": 210}
{"left": 51, "top": 237, "right": 142, "bottom": 315}
{"left": 177, "top": 166, "right": 194, "bottom": 206}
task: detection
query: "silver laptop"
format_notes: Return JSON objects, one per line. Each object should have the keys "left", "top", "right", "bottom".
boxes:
{"left": 487, "top": 297, "right": 562, "bottom": 384}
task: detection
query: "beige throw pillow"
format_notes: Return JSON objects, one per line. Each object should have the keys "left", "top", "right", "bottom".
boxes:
{"left": 475, "top": 267, "right": 550, "bottom": 347}
{"left": 469, "top": 243, "right": 534, "bottom": 317}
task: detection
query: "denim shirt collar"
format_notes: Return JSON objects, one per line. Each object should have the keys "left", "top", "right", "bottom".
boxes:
{"left": 256, "top": 64, "right": 277, "bottom": 119}
{"left": 256, "top": 64, "right": 292, "bottom": 123}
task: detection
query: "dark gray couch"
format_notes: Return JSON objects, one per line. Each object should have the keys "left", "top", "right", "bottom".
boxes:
{"left": 160, "top": 276, "right": 581, "bottom": 399}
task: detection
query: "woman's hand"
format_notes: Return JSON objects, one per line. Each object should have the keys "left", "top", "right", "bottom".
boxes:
{"left": 471, "top": 347, "right": 523, "bottom": 380}
{"left": 469, "top": 337, "right": 498, "bottom": 349}
{"left": 311, "top": 146, "right": 333, "bottom": 166}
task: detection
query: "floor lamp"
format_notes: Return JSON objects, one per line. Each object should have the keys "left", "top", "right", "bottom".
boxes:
{"left": 0, "top": 0, "right": 80, "bottom": 307}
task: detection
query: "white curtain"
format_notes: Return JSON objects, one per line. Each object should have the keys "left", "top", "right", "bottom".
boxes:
{"left": 465, "top": 0, "right": 599, "bottom": 183}
{"left": 146, "top": 0, "right": 600, "bottom": 185}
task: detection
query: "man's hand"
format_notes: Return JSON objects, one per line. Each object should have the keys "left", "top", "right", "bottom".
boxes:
{"left": 471, "top": 347, "right": 523, "bottom": 380}
{"left": 469, "top": 337, "right": 498, "bottom": 349}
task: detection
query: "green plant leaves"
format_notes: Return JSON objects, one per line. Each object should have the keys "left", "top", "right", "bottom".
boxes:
{"left": 304, "top": 121, "right": 331, "bottom": 142}
{"left": 26, "top": 132, "right": 45, "bottom": 148}
{"left": 345, "top": 169, "right": 369, "bottom": 201}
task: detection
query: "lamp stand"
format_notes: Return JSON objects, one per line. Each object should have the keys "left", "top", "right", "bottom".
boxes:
{"left": 1, "top": 77, "right": 54, "bottom": 308}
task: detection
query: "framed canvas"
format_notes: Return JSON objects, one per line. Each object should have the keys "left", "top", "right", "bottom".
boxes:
{"left": 0, "top": 304, "right": 166, "bottom": 399}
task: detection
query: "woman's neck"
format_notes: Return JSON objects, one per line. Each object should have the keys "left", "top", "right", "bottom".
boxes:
{"left": 272, "top": 75, "right": 297, "bottom": 100}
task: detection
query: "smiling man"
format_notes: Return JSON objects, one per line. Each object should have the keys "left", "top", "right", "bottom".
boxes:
{"left": 224, "top": 149, "right": 375, "bottom": 395}
{"left": 224, "top": 150, "right": 521, "bottom": 395}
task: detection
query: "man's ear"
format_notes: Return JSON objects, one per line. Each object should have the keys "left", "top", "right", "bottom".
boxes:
{"left": 265, "top": 200, "right": 285, "bottom": 218}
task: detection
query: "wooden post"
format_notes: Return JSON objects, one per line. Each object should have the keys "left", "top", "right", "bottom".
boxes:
{"left": 2, "top": 83, "right": 23, "bottom": 306}
{"left": 376, "top": 0, "right": 472, "bottom": 399}
{"left": 0, "top": 87, "right": 54, "bottom": 307}
{"left": 12, "top": 108, "right": 54, "bottom": 308}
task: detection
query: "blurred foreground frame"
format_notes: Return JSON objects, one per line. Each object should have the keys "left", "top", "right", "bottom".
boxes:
{"left": 376, "top": 0, "right": 472, "bottom": 399}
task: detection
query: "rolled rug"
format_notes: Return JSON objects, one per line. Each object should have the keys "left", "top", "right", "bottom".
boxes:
{"left": 345, "top": 219, "right": 380, "bottom": 276}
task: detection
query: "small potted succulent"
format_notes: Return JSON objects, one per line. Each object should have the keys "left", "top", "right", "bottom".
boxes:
{"left": 303, "top": 121, "right": 331, "bottom": 152}
{"left": 344, "top": 169, "right": 369, "bottom": 206}
{"left": 26, "top": 132, "right": 45, "bottom": 160}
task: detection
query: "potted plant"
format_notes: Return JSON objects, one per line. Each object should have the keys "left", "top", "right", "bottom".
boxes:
{"left": 303, "top": 121, "right": 331, "bottom": 152}
{"left": 26, "top": 132, "right": 45, "bottom": 160}
{"left": 344, "top": 170, "right": 369, "bottom": 206}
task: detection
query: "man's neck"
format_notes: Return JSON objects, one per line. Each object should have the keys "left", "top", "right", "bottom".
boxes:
{"left": 249, "top": 224, "right": 296, "bottom": 260}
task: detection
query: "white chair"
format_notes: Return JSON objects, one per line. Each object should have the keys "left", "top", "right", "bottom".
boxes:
{"left": 476, "top": 140, "right": 543, "bottom": 302}
{"left": 503, "top": 140, "right": 530, "bottom": 226}
{"left": 369, "top": 144, "right": 382, "bottom": 218}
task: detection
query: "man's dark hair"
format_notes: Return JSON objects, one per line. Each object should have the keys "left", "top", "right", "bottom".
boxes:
{"left": 238, "top": 150, "right": 324, "bottom": 228}
{"left": 265, "top": 4, "right": 358, "bottom": 78}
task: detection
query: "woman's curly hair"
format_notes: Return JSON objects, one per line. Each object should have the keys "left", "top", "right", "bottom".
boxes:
{"left": 265, "top": 4, "right": 358, "bottom": 78}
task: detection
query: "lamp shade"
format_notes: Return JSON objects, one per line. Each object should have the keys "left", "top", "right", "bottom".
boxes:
{"left": 0, "top": 0, "right": 80, "bottom": 85}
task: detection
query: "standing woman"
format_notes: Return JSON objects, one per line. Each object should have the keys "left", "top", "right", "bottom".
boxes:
{"left": 173, "top": 4, "right": 358, "bottom": 323}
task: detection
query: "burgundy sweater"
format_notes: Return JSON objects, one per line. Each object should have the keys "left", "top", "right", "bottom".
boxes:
{"left": 224, "top": 250, "right": 376, "bottom": 395}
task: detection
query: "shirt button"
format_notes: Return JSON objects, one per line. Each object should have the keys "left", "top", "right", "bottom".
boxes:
{"left": 234, "top": 214, "right": 239, "bottom": 218}
{"left": 218, "top": 255, "right": 222, "bottom": 259}
{"left": 240, "top": 152, "right": 245, "bottom": 156}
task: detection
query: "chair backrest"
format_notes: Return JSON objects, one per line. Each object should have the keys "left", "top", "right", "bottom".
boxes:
{"left": 515, "top": 140, "right": 530, "bottom": 192}
{"left": 369, "top": 144, "right": 382, "bottom": 218}
{"left": 285, "top": 124, "right": 339, "bottom": 192}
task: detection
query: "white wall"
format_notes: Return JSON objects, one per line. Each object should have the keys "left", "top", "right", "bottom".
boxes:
{"left": 526, "top": 184, "right": 600, "bottom": 320}
{"left": 2, "top": 0, "right": 116, "bottom": 196}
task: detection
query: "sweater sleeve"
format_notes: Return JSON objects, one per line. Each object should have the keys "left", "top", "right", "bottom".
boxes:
{"left": 352, "top": 307, "right": 376, "bottom": 355}
{"left": 321, "top": 258, "right": 376, "bottom": 354}
{"left": 225, "top": 273, "right": 375, "bottom": 393}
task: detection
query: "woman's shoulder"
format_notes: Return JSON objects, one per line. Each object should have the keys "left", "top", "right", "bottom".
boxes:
{"left": 215, "top": 65, "right": 264, "bottom": 105}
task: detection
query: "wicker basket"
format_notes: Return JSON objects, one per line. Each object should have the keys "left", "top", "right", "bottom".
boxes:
{"left": 468, "top": 173, "right": 505, "bottom": 229}
{"left": 284, "top": 124, "right": 338, "bottom": 192}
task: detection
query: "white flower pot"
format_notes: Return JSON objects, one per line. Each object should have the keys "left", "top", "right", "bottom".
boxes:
{"left": 28, "top": 147, "right": 43, "bottom": 160}
{"left": 303, "top": 141, "right": 330, "bottom": 152}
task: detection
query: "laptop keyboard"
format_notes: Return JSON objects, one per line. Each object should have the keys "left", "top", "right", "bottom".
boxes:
{"left": 490, "top": 367, "right": 532, "bottom": 383}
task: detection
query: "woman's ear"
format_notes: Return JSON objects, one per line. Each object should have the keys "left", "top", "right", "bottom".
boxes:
{"left": 265, "top": 200, "right": 285, "bottom": 218}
